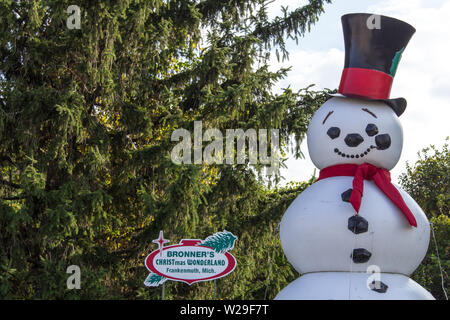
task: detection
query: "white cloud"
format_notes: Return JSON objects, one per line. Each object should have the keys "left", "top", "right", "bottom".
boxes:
{"left": 271, "top": 48, "right": 344, "bottom": 92}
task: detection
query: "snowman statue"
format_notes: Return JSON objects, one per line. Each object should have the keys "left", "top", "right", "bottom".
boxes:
{"left": 275, "top": 13, "right": 435, "bottom": 300}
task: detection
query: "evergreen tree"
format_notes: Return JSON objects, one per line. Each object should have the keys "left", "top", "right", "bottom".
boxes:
{"left": 0, "top": 0, "right": 331, "bottom": 299}
{"left": 399, "top": 140, "right": 449, "bottom": 300}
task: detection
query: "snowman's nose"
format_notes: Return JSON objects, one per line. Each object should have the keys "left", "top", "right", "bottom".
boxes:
{"left": 344, "top": 133, "right": 364, "bottom": 147}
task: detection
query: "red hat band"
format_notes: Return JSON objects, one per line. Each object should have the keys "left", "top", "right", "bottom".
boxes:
{"left": 338, "top": 68, "right": 394, "bottom": 100}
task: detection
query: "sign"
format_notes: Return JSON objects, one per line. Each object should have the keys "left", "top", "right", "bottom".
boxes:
{"left": 144, "top": 230, "right": 238, "bottom": 286}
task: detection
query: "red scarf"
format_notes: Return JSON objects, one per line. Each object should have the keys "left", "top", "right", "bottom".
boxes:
{"left": 317, "top": 163, "right": 417, "bottom": 227}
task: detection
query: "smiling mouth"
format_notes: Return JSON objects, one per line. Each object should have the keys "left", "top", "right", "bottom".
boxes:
{"left": 334, "top": 145, "right": 377, "bottom": 159}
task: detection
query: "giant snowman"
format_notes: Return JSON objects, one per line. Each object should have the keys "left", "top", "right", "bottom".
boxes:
{"left": 275, "top": 13, "right": 434, "bottom": 300}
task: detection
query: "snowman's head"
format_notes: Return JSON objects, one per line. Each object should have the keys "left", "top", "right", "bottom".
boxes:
{"left": 307, "top": 97, "right": 403, "bottom": 170}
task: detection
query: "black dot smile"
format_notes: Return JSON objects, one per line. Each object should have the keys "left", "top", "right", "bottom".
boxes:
{"left": 334, "top": 145, "right": 377, "bottom": 159}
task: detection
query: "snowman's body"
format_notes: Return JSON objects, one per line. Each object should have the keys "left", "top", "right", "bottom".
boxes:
{"left": 275, "top": 97, "right": 434, "bottom": 300}
{"left": 275, "top": 272, "right": 434, "bottom": 300}
{"left": 275, "top": 177, "right": 433, "bottom": 300}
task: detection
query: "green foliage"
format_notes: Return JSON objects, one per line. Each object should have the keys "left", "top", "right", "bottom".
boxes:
{"left": 0, "top": 0, "right": 331, "bottom": 299}
{"left": 399, "top": 140, "right": 449, "bottom": 300}
{"left": 399, "top": 139, "right": 449, "bottom": 217}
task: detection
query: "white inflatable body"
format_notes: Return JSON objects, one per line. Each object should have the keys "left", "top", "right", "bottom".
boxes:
{"left": 275, "top": 273, "right": 434, "bottom": 300}
{"left": 276, "top": 98, "right": 434, "bottom": 299}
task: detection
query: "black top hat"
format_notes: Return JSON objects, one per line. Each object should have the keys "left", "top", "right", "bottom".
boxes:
{"left": 335, "top": 13, "right": 416, "bottom": 116}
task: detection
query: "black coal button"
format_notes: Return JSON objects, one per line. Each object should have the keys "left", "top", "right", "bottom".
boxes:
{"left": 351, "top": 248, "right": 372, "bottom": 263}
{"left": 341, "top": 188, "right": 353, "bottom": 202}
{"left": 348, "top": 215, "right": 369, "bottom": 234}
{"left": 369, "top": 281, "right": 388, "bottom": 293}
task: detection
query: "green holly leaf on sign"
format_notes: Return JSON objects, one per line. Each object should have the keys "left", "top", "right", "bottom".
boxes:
{"left": 200, "top": 230, "right": 237, "bottom": 253}
{"left": 144, "top": 272, "right": 167, "bottom": 287}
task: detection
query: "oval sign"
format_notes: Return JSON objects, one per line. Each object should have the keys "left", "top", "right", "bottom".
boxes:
{"left": 144, "top": 231, "right": 237, "bottom": 286}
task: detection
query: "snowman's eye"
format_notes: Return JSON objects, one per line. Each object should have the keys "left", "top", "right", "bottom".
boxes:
{"left": 365, "top": 123, "right": 378, "bottom": 137}
{"left": 327, "top": 127, "right": 341, "bottom": 139}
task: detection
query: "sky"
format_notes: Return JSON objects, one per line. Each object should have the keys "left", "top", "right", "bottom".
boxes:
{"left": 266, "top": 0, "right": 450, "bottom": 184}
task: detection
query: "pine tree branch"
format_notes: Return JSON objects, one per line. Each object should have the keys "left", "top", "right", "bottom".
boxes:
{"left": 1, "top": 195, "right": 25, "bottom": 201}
{"left": 0, "top": 155, "right": 15, "bottom": 165}
{"left": 0, "top": 179, "right": 21, "bottom": 189}
{"left": 197, "top": 0, "right": 252, "bottom": 21}
{"left": 251, "top": 0, "right": 332, "bottom": 58}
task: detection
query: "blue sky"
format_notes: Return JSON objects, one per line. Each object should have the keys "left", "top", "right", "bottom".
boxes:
{"left": 266, "top": 0, "right": 450, "bottom": 184}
